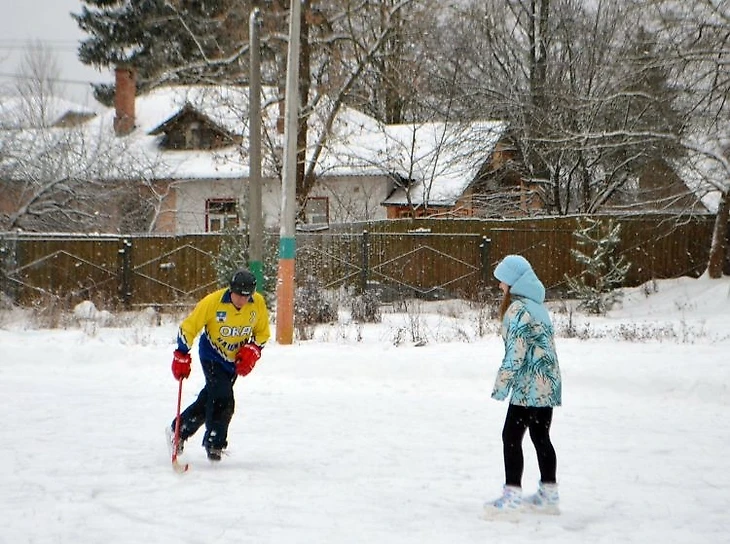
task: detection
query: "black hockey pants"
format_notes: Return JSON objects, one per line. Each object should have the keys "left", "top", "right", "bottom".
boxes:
{"left": 173, "top": 359, "right": 237, "bottom": 451}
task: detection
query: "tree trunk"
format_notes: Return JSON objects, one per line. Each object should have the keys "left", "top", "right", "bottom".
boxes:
{"left": 296, "top": 1, "right": 311, "bottom": 220}
{"left": 707, "top": 190, "right": 729, "bottom": 278}
{"left": 528, "top": 0, "right": 550, "bottom": 112}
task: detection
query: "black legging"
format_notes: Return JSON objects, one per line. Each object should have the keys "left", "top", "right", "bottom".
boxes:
{"left": 174, "top": 359, "right": 237, "bottom": 450}
{"left": 502, "top": 403, "right": 557, "bottom": 487}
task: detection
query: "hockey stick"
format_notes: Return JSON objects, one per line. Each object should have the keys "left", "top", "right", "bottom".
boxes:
{"left": 172, "top": 378, "right": 189, "bottom": 473}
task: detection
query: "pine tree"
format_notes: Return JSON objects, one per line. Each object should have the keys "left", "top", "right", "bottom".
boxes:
{"left": 585, "top": 26, "right": 687, "bottom": 212}
{"left": 212, "top": 229, "right": 250, "bottom": 292}
{"left": 212, "top": 226, "right": 278, "bottom": 301}
{"left": 565, "top": 217, "right": 631, "bottom": 315}
{"left": 72, "top": 0, "right": 255, "bottom": 105}
{"left": 621, "top": 27, "right": 685, "bottom": 164}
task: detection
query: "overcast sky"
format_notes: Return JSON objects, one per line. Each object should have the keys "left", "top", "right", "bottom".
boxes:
{"left": 0, "top": 0, "right": 111, "bottom": 106}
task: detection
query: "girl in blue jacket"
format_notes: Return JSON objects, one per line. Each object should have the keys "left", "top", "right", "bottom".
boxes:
{"left": 484, "top": 255, "right": 562, "bottom": 517}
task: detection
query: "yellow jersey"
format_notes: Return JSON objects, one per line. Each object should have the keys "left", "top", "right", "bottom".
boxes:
{"left": 176, "top": 288, "right": 271, "bottom": 371}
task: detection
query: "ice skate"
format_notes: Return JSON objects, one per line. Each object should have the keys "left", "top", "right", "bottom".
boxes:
{"left": 483, "top": 485, "right": 522, "bottom": 519}
{"left": 524, "top": 482, "right": 560, "bottom": 515}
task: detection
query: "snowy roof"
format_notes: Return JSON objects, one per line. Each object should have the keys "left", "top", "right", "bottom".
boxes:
{"left": 80, "top": 85, "right": 280, "bottom": 181}
{"left": 1, "top": 85, "right": 508, "bottom": 201}
{"left": 381, "top": 121, "right": 508, "bottom": 206}
{"left": 675, "top": 131, "right": 729, "bottom": 214}
{"left": 0, "top": 95, "right": 97, "bottom": 129}
{"left": 113, "top": 85, "right": 267, "bottom": 137}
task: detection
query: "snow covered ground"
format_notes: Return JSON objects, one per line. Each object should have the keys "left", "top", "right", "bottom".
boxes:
{"left": 1, "top": 276, "right": 729, "bottom": 544}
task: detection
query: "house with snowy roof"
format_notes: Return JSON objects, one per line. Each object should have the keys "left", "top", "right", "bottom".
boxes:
{"left": 0, "top": 95, "right": 97, "bottom": 129}
{"left": 378, "top": 122, "right": 543, "bottom": 218}
{"left": 0, "top": 67, "right": 531, "bottom": 233}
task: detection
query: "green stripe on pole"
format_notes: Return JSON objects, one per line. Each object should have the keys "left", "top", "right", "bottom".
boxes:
{"left": 279, "top": 237, "right": 296, "bottom": 259}
{"left": 248, "top": 260, "right": 264, "bottom": 293}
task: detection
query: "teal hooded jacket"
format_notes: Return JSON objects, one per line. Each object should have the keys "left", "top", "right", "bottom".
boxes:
{"left": 492, "top": 256, "right": 562, "bottom": 407}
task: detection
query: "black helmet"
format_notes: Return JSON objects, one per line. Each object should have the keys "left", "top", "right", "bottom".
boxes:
{"left": 230, "top": 269, "right": 256, "bottom": 295}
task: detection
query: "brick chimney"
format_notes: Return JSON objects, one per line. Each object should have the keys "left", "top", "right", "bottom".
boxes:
{"left": 114, "top": 66, "right": 136, "bottom": 136}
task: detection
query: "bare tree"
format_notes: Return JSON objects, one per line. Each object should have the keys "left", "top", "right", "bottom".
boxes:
{"left": 635, "top": 0, "right": 730, "bottom": 277}
{"left": 0, "top": 116, "right": 190, "bottom": 234}
{"left": 266, "top": 0, "right": 427, "bottom": 212}
{"left": 0, "top": 45, "right": 180, "bottom": 233}
{"left": 118, "top": 1, "right": 430, "bottom": 214}
{"left": 331, "top": 0, "right": 438, "bottom": 124}
{"left": 14, "top": 41, "right": 65, "bottom": 128}
{"left": 424, "top": 0, "right": 687, "bottom": 215}
{"left": 2, "top": 124, "right": 129, "bottom": 231}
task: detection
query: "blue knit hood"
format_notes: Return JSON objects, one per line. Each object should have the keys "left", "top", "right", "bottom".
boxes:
{"left": 494, "top": 255, "right": 546, "bottom": 304}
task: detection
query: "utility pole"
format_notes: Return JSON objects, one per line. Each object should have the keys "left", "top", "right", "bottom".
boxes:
{"left": 248, "top": 7, "right": 264, "bottom": 292}
{"left": 275, "top": 0, "right": 301, "bottom": 344}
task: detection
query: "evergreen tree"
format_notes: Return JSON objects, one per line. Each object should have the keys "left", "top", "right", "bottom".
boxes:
{"left": 212, "top": 227, "right": 278, "bottom": 301}
{"left": 212, "top": 229, "right": 250, "bottom": 292}
{"left": 565, "top": 217, "right": 631, "bottom": 315}
{"left": 587, "top": 26, "right": 687, "bottom": 209}
{"left": 621, "top": 27, "right": 685, "bottom": 164}
{"left": 72, "top": 0, "right": 254, "bottom": 105}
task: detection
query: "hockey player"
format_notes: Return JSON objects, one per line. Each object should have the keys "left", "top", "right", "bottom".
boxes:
{"left": 169, "top": 268, "right": 271, "bottom": 461}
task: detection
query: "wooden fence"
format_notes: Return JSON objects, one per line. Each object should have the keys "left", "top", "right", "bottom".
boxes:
{"left": 0, "top": 233, "right": 225, "bottom": 309}
{"left": 330, "top": 214, "right": 719, "bottom": 288}
{"left": 0, "top": 214, "right": 721, "bottom": 310}
{"left": 296, "top": 230, "right": 489, "bottom": 301}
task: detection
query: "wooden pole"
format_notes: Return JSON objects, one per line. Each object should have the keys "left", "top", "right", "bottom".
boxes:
{"left": 248, "top": 8, "right": 264, "bottom": 291}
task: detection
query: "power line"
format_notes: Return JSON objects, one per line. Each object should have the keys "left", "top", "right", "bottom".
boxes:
{"left": 0, "top": 39, "right": 80, "bottom": 43}
{"left": 0, "top": 39, "right": 110, "bottom": 86}
{"left": 0, "top": 45, "right": 80, "bottom": 53}
{"left": 0, "top": 39, "right": 82, "bottom": 52}
{"left": 0, "top": 71, "right": 108, "bottom": 86}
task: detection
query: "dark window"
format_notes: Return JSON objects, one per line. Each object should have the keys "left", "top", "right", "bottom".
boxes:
{"left": 186, "top": 122, "right": 202, "bottom": 148}
{"left": 206, "top": 199, "right": 238, "bottom": 232}
{"left": 304, "top": 197, "right": 329, "bottom": 225}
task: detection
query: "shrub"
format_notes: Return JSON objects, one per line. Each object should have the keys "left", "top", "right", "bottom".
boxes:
{"left": 350, "top": 289, "right": 381, "bottom": 323}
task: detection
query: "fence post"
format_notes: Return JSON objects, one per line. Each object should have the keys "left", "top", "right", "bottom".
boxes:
{"left": 360, "top": 230, "right": 369, "bottom": 294}
{"left": 480, "top": 236, "right": 491, "bottom": 280}
{"left": 119, "top": 238, "right": 133, "bottom": 309}
{"left": 0, "top": 234, "right": 18, "bottom": 302}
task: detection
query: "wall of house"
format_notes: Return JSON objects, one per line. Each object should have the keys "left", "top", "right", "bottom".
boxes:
{"left": 307, "top": 175, "right": 390, "bottom": 224}
{"left": 170, "top": 175, "right": 390, "bottom": 234}
{"left": 0, "top": 184, "right": 21, "bottom": 218}
{"left": 173, "top": 178, "right": 254, "bottom": 234}
{"left": 154, "top": 182, "right": 177, "bottom": 234}
{"left": 637, "top": 159, "right": 707, "bottom": 212}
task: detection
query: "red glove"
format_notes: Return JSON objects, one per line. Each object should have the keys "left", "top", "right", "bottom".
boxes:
{"left": 171, "top": 350, "right": 191, "bottom": 380}
{"left": 235, "top": 343, "right": 262, "bottom": 376}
